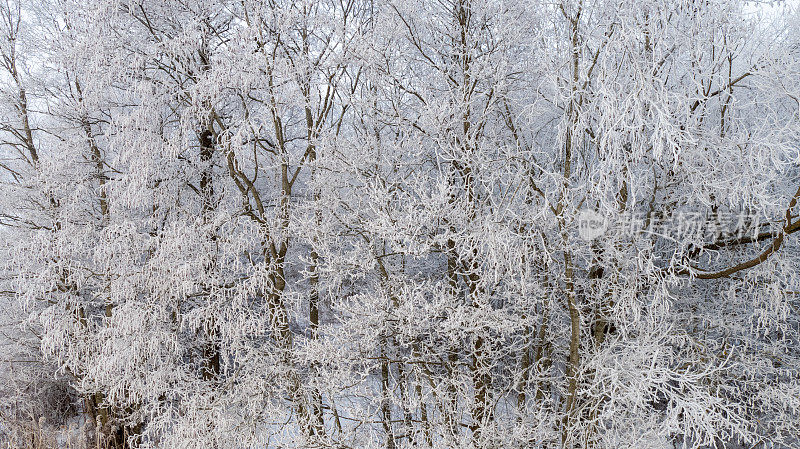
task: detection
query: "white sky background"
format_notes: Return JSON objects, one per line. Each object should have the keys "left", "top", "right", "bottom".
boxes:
{"left": 745, "top": 0, "right": 800, "bottom": 28}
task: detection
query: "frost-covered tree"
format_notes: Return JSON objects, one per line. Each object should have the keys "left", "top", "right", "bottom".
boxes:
{"left": 1, "top": 0, "right": 799, "bottom": 448}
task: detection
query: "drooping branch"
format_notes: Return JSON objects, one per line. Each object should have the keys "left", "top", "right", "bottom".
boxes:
{"left": 689, "top": 183, "right": 800, "bottom": 279}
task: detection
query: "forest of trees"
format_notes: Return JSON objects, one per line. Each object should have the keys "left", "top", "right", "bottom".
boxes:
{"left": 0, "top": 0, "right": 799, "bottom": 448}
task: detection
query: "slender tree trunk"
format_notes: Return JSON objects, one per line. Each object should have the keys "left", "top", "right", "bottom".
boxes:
{"left": 380, "top": 339, "right": 396, "bottom": 449}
